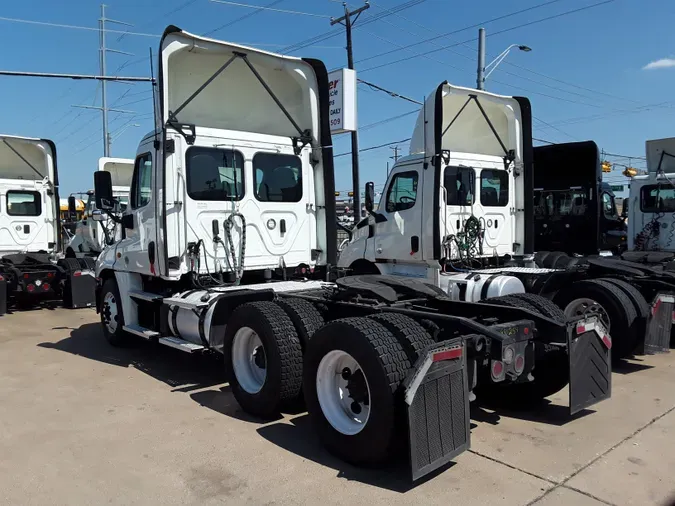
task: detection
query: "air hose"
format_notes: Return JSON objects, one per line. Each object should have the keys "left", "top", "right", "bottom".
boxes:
{"left": 224, "top": 212, "right": 246, "bottom": 284}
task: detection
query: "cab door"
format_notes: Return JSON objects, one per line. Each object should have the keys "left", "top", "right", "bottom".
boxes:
{"left": 374, "top": 165, "right": 424, "bottom": 263}
{"left": 117, "top": 148, "right": 156, "bottom": 275}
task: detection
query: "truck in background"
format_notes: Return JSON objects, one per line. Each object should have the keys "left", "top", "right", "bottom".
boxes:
{"left": 0, "top": 135, "right": 96, "bottom": 315}
{"left": 338, "top": 85, "right": 674, "bottom": 360}
{"left": 66, "top": 157, "right": 133, "bottom": 258}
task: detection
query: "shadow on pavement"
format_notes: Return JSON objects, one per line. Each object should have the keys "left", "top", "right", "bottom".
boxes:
{"left": 612, "top": 357, "right": 655, "bottom": 375}
{"left": 257, "top": 414, "right": 455, "bottom": 493}
{"left": 38, "top": 322, "right": 225, "bottom": 392}
{"left": 473, "top": 398, "right": 594, "bottom": 427}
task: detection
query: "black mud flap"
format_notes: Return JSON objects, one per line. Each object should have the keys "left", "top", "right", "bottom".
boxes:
{"left": 644, "top": 293, "right": 674, "bottom": 354}
{"left": 402, "top": 338, "right": 470, "bottom": 481}
{"left": 568, "top": 317, "right": 612, "bottom": 415}
{"left": 63, "top": 269, "right": 97, "bottom": 309}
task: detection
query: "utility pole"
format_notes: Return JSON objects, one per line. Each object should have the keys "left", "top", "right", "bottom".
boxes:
{"left": 476, "top": 27, "right": 486, "bottom": 90}
{"left": 98, "top": 4, "right": 133, "bottom": 157}
{"left": 389, "top": 145, "right": 400, "bottom": 163}
{"left": 331, "top": 1, "right": 370, "bottom": 222}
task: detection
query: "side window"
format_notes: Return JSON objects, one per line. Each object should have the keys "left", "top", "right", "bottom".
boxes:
{"left": 444, "top": 166, "right": 475, "bottom": 206}
{"left": 602, "top": 192, "right": 616, "bottom": 218}
{"left": 6, "top": 191, "right": 41, "bottom": 216}
{"left": 186, "top": 147, "right": 244, "bottom": 201}
{"left": 131, "top": 153, "right": 152, "bottom": 209}
{"left": 640, "top": 185, "right": 675, "bottom": 212}
{"left": 253, "top": 153, "right": 302, "bottom": 202}
{"left": 385, "top": 171, "right": 418, "bottom": 213}
{"left": 480, "top": 169, "right": 509, "bottom": 207}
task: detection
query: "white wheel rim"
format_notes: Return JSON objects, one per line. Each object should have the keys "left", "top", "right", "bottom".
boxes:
{"left": 232, "top": 327, "right": 267, "bottom": 394}
{"left": 316, "top": 350, "right": 371, "bottom": 436}
{"left": 102, "top": 291, "right": 119, "bottom": 334}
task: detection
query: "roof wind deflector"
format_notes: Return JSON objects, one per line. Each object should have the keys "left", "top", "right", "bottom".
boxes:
{"left": 2, "top": 139, "right": 48, "bottom": 180}
{"left": 166, "top": 51, "right": 312, "bottom": 153}
{"left": 439, "top": 94, "right": 515, "bottom": 168}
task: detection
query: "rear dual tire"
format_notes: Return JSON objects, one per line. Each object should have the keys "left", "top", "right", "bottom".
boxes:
{"left": 303, "top": 317, "right": 412, "bottom": 465}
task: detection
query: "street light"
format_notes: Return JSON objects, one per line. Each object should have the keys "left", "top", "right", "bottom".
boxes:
{"left": 476, "top": 27, "right": 532, "bottom": 90}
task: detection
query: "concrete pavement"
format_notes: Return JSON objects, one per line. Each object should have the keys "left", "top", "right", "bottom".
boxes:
{"left": 0, "top": 308, "right": 673, "bottom": 505}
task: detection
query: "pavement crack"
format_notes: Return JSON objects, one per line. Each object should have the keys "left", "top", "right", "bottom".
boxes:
{"left": 523, "top": 403, "right": 675, "bottom": 505}
{"left": 562, "top": 484, "right": 617, "bottom": 506}
{"left": 467, "top": 449, "right": 556, "bottom": 485}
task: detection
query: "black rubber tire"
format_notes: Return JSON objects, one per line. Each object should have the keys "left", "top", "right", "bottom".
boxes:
{"left": 534, "top": 251, "right": 551, "bottom": 268}
{"left": 600, "top": 278, "right": 649, "bottom": 320}
{"left": 78, "top": 257, "right": 97, "bottom": 271}
{"left": 223, "top": 301, "right": 303, "bottom": 418}
{"left": 65, "top": 247, "right": 77, "bottom": 259}
{"left": 543, "top": 251, "right": 568, "bottom": 269}
{"left": 554, "top": 279, "right": 638, "bottom": 360}
{"left": 368, "top": 313, "right": 434, "bottom": 363}
{"left": 57, "top": 257, "right": 81, "bottom": 274}
{"left": 506, "top": 293, "right": 567, "bottom": 322}
{"left": 100, "top": 278, "right": 131, "bottom": 347}
{"left": 484, "top": 295, "right": 541, "bottom": 314}
{"left": 303, "top": 317, "right": 410, "bottom": 466}
{"left": 275, "top": 298, "right": 325, "bottom": 349}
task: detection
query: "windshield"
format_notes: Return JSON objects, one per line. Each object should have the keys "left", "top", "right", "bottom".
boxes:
{"left": 534, "top": 190, "right": 588, "bottom": 217}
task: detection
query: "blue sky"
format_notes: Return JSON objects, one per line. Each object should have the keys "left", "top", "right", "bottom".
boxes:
{"left": 0, "top": 0, "right": 673, "bottom": 197}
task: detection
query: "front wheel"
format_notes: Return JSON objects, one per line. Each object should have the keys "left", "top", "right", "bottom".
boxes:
{"left": 100, "top": 278, "right": 130, "bottom": 346}
{"left": 303, "top": 317, "right": 410, "bottom": 465}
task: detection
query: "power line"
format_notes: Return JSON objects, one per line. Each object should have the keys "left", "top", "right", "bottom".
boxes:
{"left": 357, "top": 79, "right": 423, "bottom": 105}
{"left": 281, "top": 0, "right": 425, "bottom": 54}
{"left": 356, "top": 0, "right": 564, "bottom": 66}
{"left": 209, "top": 0, "right": 331, "bottom": 18}
{"left": 204, "top": 0, "right": 284, "bottom": 36}
{"left": 335, "top": 138, "right": 412, "bottom": 158}
{"left": 359, "top": 1, "right": 615, "bottom": 73}
{"left": 533, "top": 115, "right": 577, "bottom": 141}
{"left": 0, "top": 15, "right": 159, "bottom": 37}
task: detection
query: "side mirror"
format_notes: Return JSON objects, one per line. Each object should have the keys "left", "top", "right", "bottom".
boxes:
{"left": 67, "top": 196, "right": 77, "bottom": 214}
{"left": 620, "top": 198, "right": 628, "bottom": 220}
{"left": 94, "top": 171, "right": 114, "bottom": 210}
{"left": 365, "top": 181, "right": 375, "bottom": 213}
{"left": 91, "top": 210, "right": 105, "bottom": 222}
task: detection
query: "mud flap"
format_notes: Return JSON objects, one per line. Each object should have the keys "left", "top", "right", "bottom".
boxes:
{"left": 644, "top": 293, "right": 674, "bottom": 354}
{"left": 63, "top": 269, "right": 97, "bottom": 309}
{"left": 569, "top": 318, "right": 612, "bottom": 415}
{"left": 402, "top": 338, "right": 470, "bottom": 481}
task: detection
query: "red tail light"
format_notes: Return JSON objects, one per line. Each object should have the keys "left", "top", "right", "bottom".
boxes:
{"left": 23, "top": 273, "right": 30, "bottom": 279}
{"left": 26, "top": 284, "right": 35, "bottom": 293}
{"left": 42, "top": 283, "right": 51, "bottom": 291}
{"left": 47, "top": 272, "right": 55, "bottom": 279}
{"left": 73, "top": 271, "right": 82, "bottom": 277}
{"left": 0, "top": 275, "right": 4, "bottom": 281}
{"left": 491, "top": 360, "right": 505, "bottom": 381}
{"left": 514, "top": 354, "right": 525, "bottom": 374}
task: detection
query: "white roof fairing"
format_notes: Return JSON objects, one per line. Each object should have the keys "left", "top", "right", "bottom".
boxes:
{"left": 98, "top": 157, "right": 134, "bottom": 188}
{"left": 0, "top": 135, "right": 56, "bottom": 182}
{"left": 409, "top": 83, "right": 525, "bottom": 162}
{"left": 160, "top": 27, "right": 321, "bottom": 144}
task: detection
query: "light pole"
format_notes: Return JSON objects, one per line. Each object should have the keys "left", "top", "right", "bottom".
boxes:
{"left": 476, "top": 27, "right": 531, "bottom": 90}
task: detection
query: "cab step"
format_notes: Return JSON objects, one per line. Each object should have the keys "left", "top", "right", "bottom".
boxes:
{"left": 128, "top": 290, "right": 163, "bottom": 303}
{"left": 123, "top": 324, "right": 160, "bottom": 339}
{"left": 158, "top": 336, "right": 205, "bottom": 353}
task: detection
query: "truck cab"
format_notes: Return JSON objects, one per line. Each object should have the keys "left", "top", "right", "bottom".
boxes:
{"left": 339, "top": 83, "right": 531, "bottom": 289}
{"left": 627, "top": 137, "right": 675, "bottom": 252}
{"left": 532, "top": 141, "right": 627, "bottom": 255}
{"left": 67, "top": 157, "right": 133, "bottom": 257}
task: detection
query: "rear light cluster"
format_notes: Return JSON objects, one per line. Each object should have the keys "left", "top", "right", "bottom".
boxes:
{"left": 491, "top": 343, "right": 527, "bottom": 382}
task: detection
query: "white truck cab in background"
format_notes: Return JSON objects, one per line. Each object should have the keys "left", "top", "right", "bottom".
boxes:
{"left": 627, "top": 137, "right": 675, "bottom": 252}
{"left": 67, "top": 157, "right": 133, "bottom": 258}
{"left": 338, "top": 83, "right": 532, "bottom": 297}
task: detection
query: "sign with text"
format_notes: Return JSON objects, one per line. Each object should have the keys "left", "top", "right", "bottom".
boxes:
{"left": 328, "top": 68, "right": 357, "bottom": 134}
{"left": 610, "top": 185, "right": 624, "bottom": 192}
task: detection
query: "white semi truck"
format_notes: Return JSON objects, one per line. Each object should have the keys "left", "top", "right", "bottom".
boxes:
{"left": 66, "top": 157, "right": 133, "bottom": 258}
{"left": 338, "top": 84, "right": 674, "bottom": 358}
{"left": 92, "top": 26, "right": 612, "bottom": 480}
{"left": 0, "top": 135, "right": 95, "bottom": 314}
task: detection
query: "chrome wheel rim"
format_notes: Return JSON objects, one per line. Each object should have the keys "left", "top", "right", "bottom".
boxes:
{"left": 102, "top": 291, "right": 119, "bottom": 334}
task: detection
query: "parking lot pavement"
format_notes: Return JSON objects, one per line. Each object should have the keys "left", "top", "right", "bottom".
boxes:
{"left": 0, "top": 308, "right": 674, "bottom": 506}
